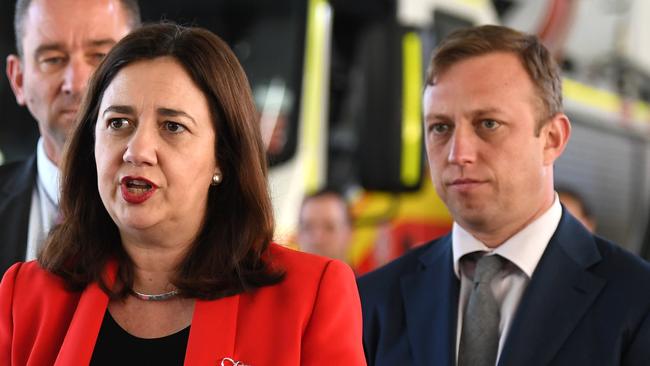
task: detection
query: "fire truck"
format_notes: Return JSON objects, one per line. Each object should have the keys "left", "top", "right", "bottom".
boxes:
{"left": 2, "top": 0, "right": 649, "bottom": 272}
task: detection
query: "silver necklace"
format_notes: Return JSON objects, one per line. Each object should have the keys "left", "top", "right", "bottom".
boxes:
{"left": 131, "top": 289, "right": 179, "bottom": 301}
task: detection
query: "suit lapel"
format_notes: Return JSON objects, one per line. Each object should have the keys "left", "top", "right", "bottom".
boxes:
{"left": 52, "top": 263, "right": 243, "bottom": 364}
{"left": 0, "top": 155, "right": 36, "bottom": 274}
{"left": 184, "top": 293, "right": 241, "bottom": 365}
{"left": 498, "top": 213, "right": 605, "bottom": 366}
{"left": 54, "top": 262, "right": 116, "bottom": 365}
{"left": 401, "top": 236, "right": 459, "bottom": 366}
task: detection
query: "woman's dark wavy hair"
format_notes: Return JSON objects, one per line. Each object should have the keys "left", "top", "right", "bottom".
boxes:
{"left": 39, "top": 23, "right": 284, "bottom": 299}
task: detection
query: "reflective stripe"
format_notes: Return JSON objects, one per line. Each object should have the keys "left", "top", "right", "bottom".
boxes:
{"left": 564, "top": 78, "right": 620, "bottom": 113}
{"left": 401, "top": 32, "right": 423, "bottom": 187}
{"left": 301, "top": 0, "right": 332, "bottom": 192}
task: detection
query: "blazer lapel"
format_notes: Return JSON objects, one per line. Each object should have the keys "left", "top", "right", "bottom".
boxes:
{"left": 184, "top": 293, "right": 241, "bottom": 365}
{"left": 498, "top": 213, "right": 605, "bottom": 366}
{"left": 0, "top": 155, "right": 36, "bottom": 274}
{"left": 46, "top": 261, "right": 241, "bottom": 365}
{"left": 55, "top": 262, "right": 116, "bottom": 365}
{"left": 401, "top": 236, "right": 459, "bottom": 366}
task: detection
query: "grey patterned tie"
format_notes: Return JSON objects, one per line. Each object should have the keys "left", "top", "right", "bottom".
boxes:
{"left": 458, "top": 254, "right": 504, "bottom": 366}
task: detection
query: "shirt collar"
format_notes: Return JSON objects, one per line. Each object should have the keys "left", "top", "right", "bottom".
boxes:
{"left": 452, "top": 194, "right": 562, "bottom": 279}
{"left": 36, "top": 137, "right": 60, "bottom": 206}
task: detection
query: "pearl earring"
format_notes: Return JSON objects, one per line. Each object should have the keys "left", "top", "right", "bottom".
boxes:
{"left": 211, "top": 172, "right": 222, "bottom": 186}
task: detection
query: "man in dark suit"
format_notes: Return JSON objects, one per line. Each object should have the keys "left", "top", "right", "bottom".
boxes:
{"left": 0, "top": 0, "right": 140, "bottom": 275}
{"left": 358, "top": 25, "right": 650, "bottom": 366}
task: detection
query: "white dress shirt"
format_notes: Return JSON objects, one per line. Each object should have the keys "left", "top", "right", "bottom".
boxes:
{"left": 452, "top": 195, "right": 562, "bottom": 364}
{"left": 26, "top": 138, "right": 60, "bottom": 261}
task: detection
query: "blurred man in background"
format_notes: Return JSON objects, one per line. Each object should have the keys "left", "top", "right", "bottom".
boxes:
{"left": 298, "top": 188, "right": 353, "bottom": 263}
{"left": 0, "top": 0, "right": 140, "bottom": 275}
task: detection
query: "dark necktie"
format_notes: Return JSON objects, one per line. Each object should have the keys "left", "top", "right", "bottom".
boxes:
{"left": 458, "top": 254, "right": 504, "bottom": 366}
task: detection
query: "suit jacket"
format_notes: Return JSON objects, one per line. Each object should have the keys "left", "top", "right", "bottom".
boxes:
{"left": 0, "top": 155, "right": 36, "bottom": 277}
{"left": 358, "top": 210, "right": 650, "bottom": 366}
{"left": 0, "top": 244, "right": 367, "bottom": 365}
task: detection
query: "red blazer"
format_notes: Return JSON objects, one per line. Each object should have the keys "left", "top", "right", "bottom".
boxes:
{"left": 0, "top": 244, "right": 366, "bottom": 365}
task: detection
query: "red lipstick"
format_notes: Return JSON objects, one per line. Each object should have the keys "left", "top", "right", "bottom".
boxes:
{"left": 120, "top": 176, "right": 158, "bottom": 204}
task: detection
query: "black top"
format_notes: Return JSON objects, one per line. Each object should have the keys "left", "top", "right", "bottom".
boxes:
{"left": 90, "top": 310, "right": 190, "bottom": 365}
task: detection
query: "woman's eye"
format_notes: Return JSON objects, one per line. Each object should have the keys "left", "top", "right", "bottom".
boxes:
{"left": 108, "top": 118, "right": 130, "bottom": 130}
{"left": 163, "top": 121, "right": 186, "bottom": 133}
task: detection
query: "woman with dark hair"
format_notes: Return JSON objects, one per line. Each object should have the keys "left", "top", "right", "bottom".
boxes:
{"left": 0, "top": 23, "right": 365, "bottom": 365}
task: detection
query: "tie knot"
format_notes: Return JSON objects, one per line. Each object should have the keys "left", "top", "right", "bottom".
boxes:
{"left": 473, "top": 254, "right": 503, "bottom": 285}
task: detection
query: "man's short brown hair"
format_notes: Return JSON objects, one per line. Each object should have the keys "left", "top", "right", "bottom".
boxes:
{"left": 425, "top": 25, "right": 562, "bottom": 133}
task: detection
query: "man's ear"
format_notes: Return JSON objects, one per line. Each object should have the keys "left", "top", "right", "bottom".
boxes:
{"left": 6, "top": 54, "right": 26, "bottom": 105}
{"left": 542, "top": 113, "right": 571, "bottom": 166}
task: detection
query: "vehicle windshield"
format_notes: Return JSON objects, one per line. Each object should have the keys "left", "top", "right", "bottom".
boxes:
{"left": 139, "top": 0, "right": 306, "bottom": 165}
{"left": 211, "top": 0, "right": 305, "bottom": 165}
